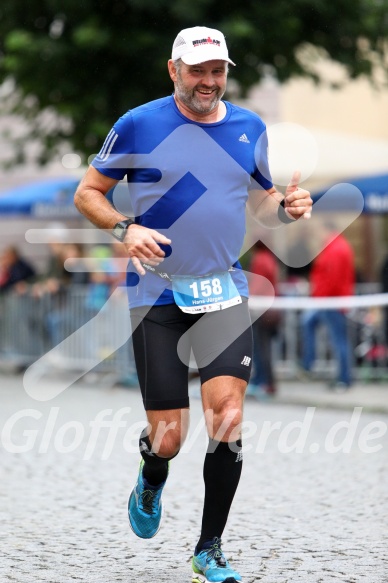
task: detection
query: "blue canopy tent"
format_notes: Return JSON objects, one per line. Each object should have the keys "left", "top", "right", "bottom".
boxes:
{"left": 0, "top": 178, "right": 81, "bottom": 218}
{"left": 312, "top": 172, "right": 388, "bottom": 213}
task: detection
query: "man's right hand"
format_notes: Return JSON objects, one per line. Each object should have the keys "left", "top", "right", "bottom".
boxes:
{"left": 124, "top": 224, "right": 172, "bottom": 276}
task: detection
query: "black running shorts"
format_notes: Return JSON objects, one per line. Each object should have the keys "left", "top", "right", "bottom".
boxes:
{"left": 130, "top": 300, "right": 253, "bottom": 410}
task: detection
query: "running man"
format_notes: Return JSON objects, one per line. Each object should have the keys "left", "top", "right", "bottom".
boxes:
{"left": 74, "top": 26, "right": 312, "bottom": 583}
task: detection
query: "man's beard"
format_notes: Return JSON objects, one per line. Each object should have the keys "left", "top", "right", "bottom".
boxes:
{"left": 175, "top": 74, "right": 225, "bottom": 115}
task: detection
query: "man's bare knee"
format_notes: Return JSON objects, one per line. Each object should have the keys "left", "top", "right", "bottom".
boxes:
{"left": 146, "top": 408, "right": 189, "bottom": 457}
{"left": 150, "top": 420, "right": 180, "bottom": 457}
{"left": 205, "top": 397, "right": 243, "bottom": 442}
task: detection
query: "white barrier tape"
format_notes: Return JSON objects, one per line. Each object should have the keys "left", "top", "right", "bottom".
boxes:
{"left": 249, "top": 293, "right": 388, "bottom": 311}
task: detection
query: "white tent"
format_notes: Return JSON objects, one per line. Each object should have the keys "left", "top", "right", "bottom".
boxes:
{"left": 266, "top": 125, "right": 388, "bottom": 187}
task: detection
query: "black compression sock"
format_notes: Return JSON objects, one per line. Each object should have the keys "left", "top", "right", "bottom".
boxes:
{"left": 196, "top": 438, "right": 243, "bottom": 552}
{"left": 139, "top": 429, "right": 172, "bottom": 486}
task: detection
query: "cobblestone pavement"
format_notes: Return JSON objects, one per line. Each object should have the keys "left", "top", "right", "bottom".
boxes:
{"left": 1, "top": 374, "right": 387, "bottom": 583}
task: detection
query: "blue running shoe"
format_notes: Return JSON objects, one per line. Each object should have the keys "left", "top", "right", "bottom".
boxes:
{"left": 128, "top": 460, "right": 167, "bottom": 539}
{"left": 192, "top": 537, "right": 242, "bottom": 582}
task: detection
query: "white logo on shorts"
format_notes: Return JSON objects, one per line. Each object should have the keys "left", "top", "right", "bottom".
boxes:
{"left": 236, "top": 451, "right": 243, "bottom": 462}
{"left": 241, "top": 356, "right": 251, "bottom": 366}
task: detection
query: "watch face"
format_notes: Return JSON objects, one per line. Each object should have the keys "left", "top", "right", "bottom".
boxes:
{"left": 113, "top": 224, "right": 126, "bottom": 241}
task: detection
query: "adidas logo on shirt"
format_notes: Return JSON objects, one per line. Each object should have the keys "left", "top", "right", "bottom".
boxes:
{"left": 241, "top": 356, "right": 251, "bottom": 366}
{"left": 238, "top": 133, "right": 250, "bottom": 143}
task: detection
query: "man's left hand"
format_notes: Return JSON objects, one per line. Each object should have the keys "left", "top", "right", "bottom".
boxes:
{"left": 283, "top": 170, "right": 312, "bottom": 220}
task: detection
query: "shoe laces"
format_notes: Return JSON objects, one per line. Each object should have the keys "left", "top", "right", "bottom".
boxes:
{"left": 205, "top": 537, "right": 227, "bottom": 568}
{"left": 140, "top": 488, "right": 158, "bottom": 515}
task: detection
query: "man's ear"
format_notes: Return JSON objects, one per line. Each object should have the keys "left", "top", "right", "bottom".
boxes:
{"left": 168, "top": 59, "right": 177, "bottom": 83}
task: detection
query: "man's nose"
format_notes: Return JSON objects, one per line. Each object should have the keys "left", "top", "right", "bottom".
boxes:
{"left": 200, "top": 72, "right": 216, "bottom": 86}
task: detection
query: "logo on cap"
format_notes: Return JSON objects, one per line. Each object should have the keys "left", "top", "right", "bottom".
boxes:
{"left": 193, "top": 37, "right": 221, "bottom": 48}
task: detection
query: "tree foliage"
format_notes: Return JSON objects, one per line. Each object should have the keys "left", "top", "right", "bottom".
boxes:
{"left": 0, "top": 0, "right": 387, "bottom": 165}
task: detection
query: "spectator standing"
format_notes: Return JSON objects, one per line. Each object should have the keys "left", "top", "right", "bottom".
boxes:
{"left": 45, "top": 244, "right": 90, "bottom": 347}
{"left": 301, "top": 222, "right": 355, "bottom": 389}
{"left": 381, "top": 254, "right": 388, "bottom": 349}
{"left": 0, "top": 247, "right": 36, "bottom": 360}
{"left": 248, "top": 241, "right": 280, "bottom": 396}
{"left": 0, "top": 246, "right": 36, "bottom": 293}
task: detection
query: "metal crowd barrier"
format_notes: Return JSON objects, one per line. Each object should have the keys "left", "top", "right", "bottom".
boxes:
{"left": 0, "top": 285, "right": 136, "bottom": 383}
{"left": 249, "top": 291, "right": 388, "bottom": 382}
{"left": 266, "top": 306, "right": 388, "bottom": 382}
{"left": 0, "top": 284, "right": 387, "bottom": 383}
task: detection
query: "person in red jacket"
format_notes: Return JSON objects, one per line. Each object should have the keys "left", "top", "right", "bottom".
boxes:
{"left": 301, "top": 221, "right": 355, "bottom": 389}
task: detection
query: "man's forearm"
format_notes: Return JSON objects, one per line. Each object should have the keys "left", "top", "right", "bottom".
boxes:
{"left": 74, "top": 186, "right": 128, "bottom": 230}
{"left": 248, "top": 177, "right": 312, "bottom": 225}
{"left": 74, "top": 166, "right": 128, "bottom": 230}
{"left": 248, "top": 187, "right": 287, "bottom": 228}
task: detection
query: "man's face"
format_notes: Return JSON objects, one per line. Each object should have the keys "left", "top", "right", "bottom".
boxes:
{"left": 173, "top": 60, "right": 228, "bottom": 115}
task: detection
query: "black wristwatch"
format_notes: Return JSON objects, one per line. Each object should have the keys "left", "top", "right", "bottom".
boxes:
{"left": 112, "top": 218, "right": 135, "bottom": 242}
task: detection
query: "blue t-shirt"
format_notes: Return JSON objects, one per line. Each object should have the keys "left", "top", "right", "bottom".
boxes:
{"left": 92, "top": 95, "right": 273, "bottom": 308}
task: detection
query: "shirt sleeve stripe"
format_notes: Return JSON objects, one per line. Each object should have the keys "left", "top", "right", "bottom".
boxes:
{"left": 100, "top": 133, "right": 119, "bottom": 162}
{"left": 97, "top": 129, "right": 116, "bottom": 159}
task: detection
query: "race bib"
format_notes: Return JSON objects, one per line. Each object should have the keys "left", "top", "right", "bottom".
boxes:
{"left": 171, "top": 271, "right": 242, "bottom": 314}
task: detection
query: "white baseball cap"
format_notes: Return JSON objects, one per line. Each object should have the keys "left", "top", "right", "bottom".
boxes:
{"left": 172, "top": 26, "right": 236, "bottom": 66}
